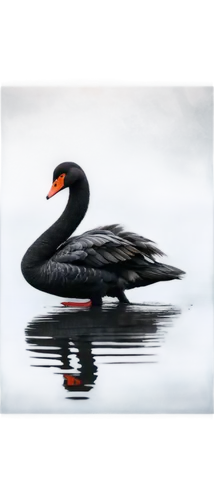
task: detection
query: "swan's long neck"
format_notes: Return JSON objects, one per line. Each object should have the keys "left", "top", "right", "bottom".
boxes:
{"left": 21, "top": 177, "right": 90, "bottom": 270}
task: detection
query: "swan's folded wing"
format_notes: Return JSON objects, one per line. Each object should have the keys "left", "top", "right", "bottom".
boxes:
{"left": 97, "top": 224, "right": 166, "bottom": 259}
{"left": 54, "top": 231, "right": 137, "bottom": 267}
{"left": 53, "top": 225, "right": 164, "bottom": 268}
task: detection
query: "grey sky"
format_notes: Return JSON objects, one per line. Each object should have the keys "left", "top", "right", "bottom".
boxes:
{"left": 0, "top": 84, "right": 214, "bottom": 182}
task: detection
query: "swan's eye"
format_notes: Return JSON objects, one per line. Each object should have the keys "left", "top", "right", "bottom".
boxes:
{"left": 60, "top": 174, "right": 64, "bottom": 178}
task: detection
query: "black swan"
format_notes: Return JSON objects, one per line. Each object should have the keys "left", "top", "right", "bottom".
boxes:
{"left": 21, "top": 162, "right": 185, "bottom": 306}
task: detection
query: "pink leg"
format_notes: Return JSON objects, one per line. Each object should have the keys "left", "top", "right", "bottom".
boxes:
{"left": 61, "top": 300, "right": 92, "bottom": 307}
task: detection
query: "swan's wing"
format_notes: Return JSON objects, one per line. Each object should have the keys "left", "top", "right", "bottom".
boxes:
{"left": 53, "top": 224, "right": 164, "bottom": 268}
{"left": 96, "top": 224, "right": 166, "bottom": 260}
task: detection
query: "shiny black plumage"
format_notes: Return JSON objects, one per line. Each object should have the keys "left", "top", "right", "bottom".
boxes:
{"left": 21, "top": 162, "right": 185, "bottom": 305}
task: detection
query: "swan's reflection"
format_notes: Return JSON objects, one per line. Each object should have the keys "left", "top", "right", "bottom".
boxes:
{"left": 25, "top": 303, "right": 180, "bottom": 399}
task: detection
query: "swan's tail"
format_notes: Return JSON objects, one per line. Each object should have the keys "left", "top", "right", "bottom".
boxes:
{"left": 143, "top": 262, "right": 185, "bottom": 281}
{"left": 123, "top": 262, "right": 185, "bottom": 289}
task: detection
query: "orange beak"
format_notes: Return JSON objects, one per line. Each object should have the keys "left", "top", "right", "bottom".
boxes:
{"left": 46, "top": 173, "right": 66, "bottom": 199}
{"left": 64, "top": 374, "right": 82, "bottom": 386}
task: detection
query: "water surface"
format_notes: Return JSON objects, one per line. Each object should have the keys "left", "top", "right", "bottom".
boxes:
{"left": 1, "top": 300, "right": 212, "bottom": 413}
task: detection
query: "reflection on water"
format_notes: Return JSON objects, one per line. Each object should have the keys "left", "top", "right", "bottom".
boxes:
{"left": 25, "top": 303, "right": 180, "bottom": 401}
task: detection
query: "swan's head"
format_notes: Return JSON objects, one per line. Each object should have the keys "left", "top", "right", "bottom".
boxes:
{"left": 46, "top": 162, "right": 86, "bottom": 199}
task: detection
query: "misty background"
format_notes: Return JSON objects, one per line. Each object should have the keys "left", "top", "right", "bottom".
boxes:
{"left": 1, "top": 87, "right": 213, "bottom": 413}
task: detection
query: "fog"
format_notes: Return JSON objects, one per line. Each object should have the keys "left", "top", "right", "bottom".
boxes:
{"left": 1, "top": 87, "right": 213, "bottom": 413}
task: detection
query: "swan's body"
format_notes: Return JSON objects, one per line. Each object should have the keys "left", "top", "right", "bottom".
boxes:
{"left": 21, "top": 162, "right": 185, "bottom": 305}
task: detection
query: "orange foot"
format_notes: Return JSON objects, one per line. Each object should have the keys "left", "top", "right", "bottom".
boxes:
{"left": 61, "top": 300, "right": 92, "bottom": 307}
